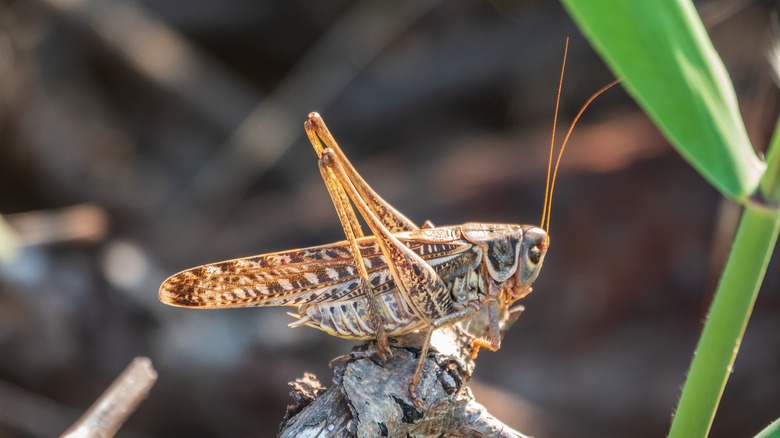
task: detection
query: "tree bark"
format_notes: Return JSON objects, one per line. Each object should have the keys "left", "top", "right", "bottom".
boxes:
{"left": 280, "top": 308, "right": 529, "bottom": 438}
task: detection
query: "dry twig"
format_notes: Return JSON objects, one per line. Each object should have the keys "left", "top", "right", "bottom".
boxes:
{"left": 61, "top": 357, "right": 157, "bottom": 438}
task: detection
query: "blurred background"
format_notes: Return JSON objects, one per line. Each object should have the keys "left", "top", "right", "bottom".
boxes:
{"left": 0, "top": 0, "right": 778, "bottom": 436}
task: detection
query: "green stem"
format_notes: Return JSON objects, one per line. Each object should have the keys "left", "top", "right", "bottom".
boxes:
{"left": 669, "top": 205, "right": 780, "bottom": 437}
{"left": 670, "top": 114, "right": 780, "bottom": 437}
{"left": 760, "top": 116, "right": 780, "bottom": 204}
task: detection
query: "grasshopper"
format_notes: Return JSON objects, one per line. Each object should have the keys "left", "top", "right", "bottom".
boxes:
{"left": 159, "top": 112, "right": 548, "bottom": 405}
{"left": 159, "top": 57, "right": 618, "bottom": 406}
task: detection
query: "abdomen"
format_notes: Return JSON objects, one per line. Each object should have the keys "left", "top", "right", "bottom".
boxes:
{"left": 293, "top": 287, "right": 426, "bottom": 339}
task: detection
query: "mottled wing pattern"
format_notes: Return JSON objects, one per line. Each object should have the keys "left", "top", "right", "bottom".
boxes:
{"left": 289, "top": 247, "right": 483, "bottom": 339}
{"left": 159, "top": 235, "right": 471, "bottom": 309}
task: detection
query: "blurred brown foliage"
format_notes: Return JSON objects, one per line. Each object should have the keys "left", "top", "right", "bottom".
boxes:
{"left": 0, "top": 0, "right": 778, "bottom": 436}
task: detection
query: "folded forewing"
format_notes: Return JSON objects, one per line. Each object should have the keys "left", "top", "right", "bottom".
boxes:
{"left": 159, "top": 235, "right": 471, "bottom": 309}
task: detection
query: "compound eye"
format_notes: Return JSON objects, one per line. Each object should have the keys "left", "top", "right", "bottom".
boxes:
{"left": 528, "top": 245, "right": 542, "bottom": 265}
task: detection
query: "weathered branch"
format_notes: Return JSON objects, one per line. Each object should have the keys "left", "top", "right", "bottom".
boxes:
{"left": 61, "top": 357, "right": 157, "bottom": 438}
{"left": 280, "top": 307, "right": 529, "bottom": 437}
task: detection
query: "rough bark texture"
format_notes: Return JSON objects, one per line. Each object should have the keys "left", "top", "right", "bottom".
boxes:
{"left": 279, "top": 316, "right": 529, "bottom": 438}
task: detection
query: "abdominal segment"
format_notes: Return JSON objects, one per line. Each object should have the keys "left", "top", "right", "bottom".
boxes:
{"left": 291, "top": 287, "right": 426, "bottom": 340}
{"left": 287, "top": 247, "right": 484, "bottom": 340}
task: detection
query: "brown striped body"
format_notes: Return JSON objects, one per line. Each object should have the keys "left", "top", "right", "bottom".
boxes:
{"left": 158, "top": 113, "right": 553, "bottom": 407}
{"left": 159, "top": 223, "right": 545, "bottom": 341}
{"left": 156, "top": 78, "right": 617, "bottom": 403}
{"left": 290, "top": 235, "right": 485, "bottom": 339}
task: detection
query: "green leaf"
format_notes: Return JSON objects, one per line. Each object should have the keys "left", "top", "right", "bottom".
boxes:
{"left": 561, "top": 0, "right": 765, "bottom": 201}
{"left": 755, "top": 418, "right": 780, "bottom": 438}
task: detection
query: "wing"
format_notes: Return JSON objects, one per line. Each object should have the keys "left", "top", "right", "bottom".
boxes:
{"left": 288, "top": 245, "right": 485, "bottom": 338}
{"left": 159, "top": 234, "right": 473, "bottom": 309}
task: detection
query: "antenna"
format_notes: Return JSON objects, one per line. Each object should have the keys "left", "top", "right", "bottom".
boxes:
{"left": 538, "top": 39, "right": 621, "bottom": 234}
{"left": 540, "top": 39, "right": 568, "bottom": 231}
{"left": 543, "top": 78, "right": 621, "bottom": 233}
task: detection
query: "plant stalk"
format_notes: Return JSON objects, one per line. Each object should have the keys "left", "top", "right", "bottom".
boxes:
{"left": 670, "top": 115, "right": 780, "bottom": 437}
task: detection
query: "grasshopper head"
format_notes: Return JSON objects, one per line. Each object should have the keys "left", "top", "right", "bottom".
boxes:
{"left": 502, "top": 226, "right": 548, "bottom": 303}
{"left": 461, "top": 223, "right": 548, "bottom": 302}
{"left": 515, "top": 226, "right": 548, "bottom": 295}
